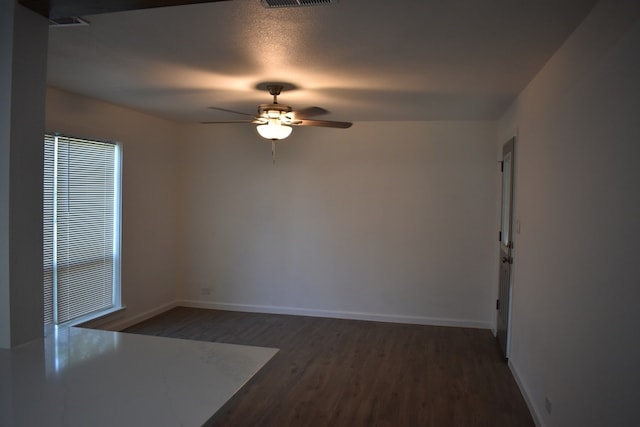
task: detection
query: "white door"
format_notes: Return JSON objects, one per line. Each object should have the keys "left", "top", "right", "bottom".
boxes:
{"left": 497, "top": 137, "right": 515, "bottom": 359}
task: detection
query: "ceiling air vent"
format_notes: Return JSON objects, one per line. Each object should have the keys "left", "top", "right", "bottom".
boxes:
{"left": 261, "top": 0, "right": 337, "bottom": 8}
{"left": 49, "top": 16, "right": 90, "bottom": 27}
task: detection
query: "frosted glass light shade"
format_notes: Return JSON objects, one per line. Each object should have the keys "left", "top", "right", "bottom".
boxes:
{"left": 256, "top": 119, "right": 293, "bottom": 140}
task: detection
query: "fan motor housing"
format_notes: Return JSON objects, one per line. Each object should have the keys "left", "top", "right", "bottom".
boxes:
{"left": 258, "top": 104, "right": 292, "bottom": 118}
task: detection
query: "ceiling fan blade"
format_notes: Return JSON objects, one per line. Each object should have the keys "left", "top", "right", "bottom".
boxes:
{"left": 200, "top": 120, "right": 259, "bottom": 124}
{"left": 207, "top": 106, "right": 256, "bottom": 118}
{"left": 295, "top": 119, "right": 353, "bottom": 129}
{"left": 291, "top": 106, "right": 330, "bottom": 119}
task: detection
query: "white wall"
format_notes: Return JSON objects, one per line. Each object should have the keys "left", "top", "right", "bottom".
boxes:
{"left": 178, "top": 121, "right": 499, "bottom": 328}
{"left": 499, "top": 1, "right": 640, "bottom": 426}
{"left": 45, "top": 89, "right": 500, "bottom": 331}
{"left": 0, "top": 3, "right": 48, "bottom": 348}
{"left": 0, "top": 0, "right": 15, "bottom": 349}
{"left": 46, "top": 88, "right": 181, "bottom": 329}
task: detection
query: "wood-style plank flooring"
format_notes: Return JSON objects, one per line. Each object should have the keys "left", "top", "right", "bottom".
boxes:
{"left": 124, "top": 307, "right": 534, "bottom": 427}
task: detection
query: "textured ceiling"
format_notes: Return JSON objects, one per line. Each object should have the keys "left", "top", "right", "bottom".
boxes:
{"left": 46, "top": 0, "right": 597, "bottom": 123}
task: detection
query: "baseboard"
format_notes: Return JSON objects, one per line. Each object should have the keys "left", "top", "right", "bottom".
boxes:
{"left": 509, "top": 359, "right": 544, "bottom": 427}
{"left": 178, "top": 300, "right": 493, "bottom": 329}
{"left": 82, "top": 301, "right": 179, "bottom": 331}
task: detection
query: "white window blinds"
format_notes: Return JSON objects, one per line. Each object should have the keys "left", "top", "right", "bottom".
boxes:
{"left": 43, "top": 134, "right": 121, "bottom": 326}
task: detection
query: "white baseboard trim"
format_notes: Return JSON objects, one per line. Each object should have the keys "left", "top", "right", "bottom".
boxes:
{"left": 509, "top": 359, "right": 543, "bottom": 427}
{"left": 178, "top": 300, "right": 493, "bottom": 329}
{"left": 83, "top": 301, "right": 179, "bottom": 331}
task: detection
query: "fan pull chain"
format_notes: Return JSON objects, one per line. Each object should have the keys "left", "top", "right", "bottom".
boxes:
{"left": 271, "top": 140, "right": 276, "bottom": 164}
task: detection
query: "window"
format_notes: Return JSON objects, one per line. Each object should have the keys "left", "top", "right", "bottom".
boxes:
{"left": 43, "top": 134, "right": 122, "bottom": 328}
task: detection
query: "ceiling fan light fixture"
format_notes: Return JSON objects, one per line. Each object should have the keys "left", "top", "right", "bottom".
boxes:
{"left": 256, "top": 119, "right": 292, "bottom": 140}
{"left": 205, "top": 84, "right": 352, "bottom": 149}
{"left": 266, "top": 109, "right": 281, "bottom": 119}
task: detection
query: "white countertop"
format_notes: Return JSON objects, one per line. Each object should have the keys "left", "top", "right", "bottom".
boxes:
{"left": 0, "top": 327, "right": 277, "bottom": 427}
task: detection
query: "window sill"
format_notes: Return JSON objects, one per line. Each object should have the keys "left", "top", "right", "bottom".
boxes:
{"left": 67, "top": 306, "right": 127, "bottom": 330}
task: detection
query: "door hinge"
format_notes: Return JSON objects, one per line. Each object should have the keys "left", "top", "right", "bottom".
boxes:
{"left": 496, "top": 299, "right": 500, "bottom": 310}
{"left": 499, "top": 160, "right": 504, "bottom": 172}
{"left": 498, "top": 231, "right": 502, "bottom": 242}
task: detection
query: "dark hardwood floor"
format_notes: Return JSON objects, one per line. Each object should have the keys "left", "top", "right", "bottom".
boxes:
{"left": 123, "top": 307, "right": 534, "bottom": 427}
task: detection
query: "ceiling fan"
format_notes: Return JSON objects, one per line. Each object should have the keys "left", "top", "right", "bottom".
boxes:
{"left": 202, "top": 84, "right": 352, "bottom": 162}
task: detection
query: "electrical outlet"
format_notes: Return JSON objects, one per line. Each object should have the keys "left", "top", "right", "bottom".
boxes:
{"left": 200, "top": 287, "right": 212, "bottom": 296}
{"left": 544, "top": 396, "right": 552, "bottom": 414}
